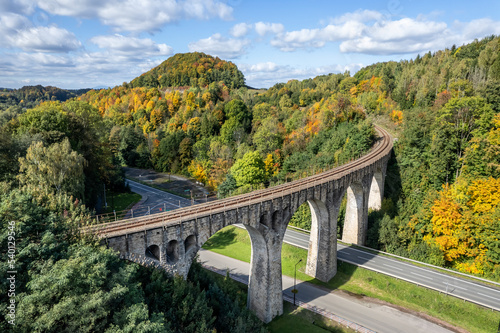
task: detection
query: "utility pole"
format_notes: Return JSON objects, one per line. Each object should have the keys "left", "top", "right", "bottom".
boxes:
{"left": 293, "top": 258, "right": 302, "bottom": 306}
{"left": 103, "top": 183, "right": 108, "bottom": 208}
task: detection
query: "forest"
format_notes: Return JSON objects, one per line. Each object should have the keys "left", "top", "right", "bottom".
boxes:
{"left": 1, "top": 37, "right": 500, "bottom": 330}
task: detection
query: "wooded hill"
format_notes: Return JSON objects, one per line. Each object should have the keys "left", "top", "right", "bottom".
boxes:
{"left": 129, "top": 52, "right": 245, "bottom": 89}
{"left": 0, "top": 85, "right": 90, "bottom": 109}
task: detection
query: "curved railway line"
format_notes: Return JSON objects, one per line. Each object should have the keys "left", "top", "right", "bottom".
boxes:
{"left": 85, "top": 125, "right": 392, "bottom": 238}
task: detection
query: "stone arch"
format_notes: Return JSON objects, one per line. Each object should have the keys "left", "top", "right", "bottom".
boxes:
{"left": 184, "top": 235, "right": 197, "bottom": 254}
{"left": 342, "top": 181, "right": 366, "bottom": 244}
{"left": 146, "top": 244, "right": 160, "bottom": 261}
{"left": 368, "top": 167, "right": 384, "bottom": 210}
{"left": 166, "top": 240, "right": 179, "bottom": 264}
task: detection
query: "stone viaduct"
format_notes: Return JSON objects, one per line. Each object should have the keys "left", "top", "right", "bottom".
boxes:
{"left": 88, "top": 125, "right": 393, "bottom": 323}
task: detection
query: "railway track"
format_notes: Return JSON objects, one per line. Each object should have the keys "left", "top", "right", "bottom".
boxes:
{"left": 85, "top": 125, "right": 392, "bottom": 238}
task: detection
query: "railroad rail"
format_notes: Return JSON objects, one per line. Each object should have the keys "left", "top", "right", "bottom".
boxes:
{"left": 84, "top": 125, "right": 392, "bottom": 238}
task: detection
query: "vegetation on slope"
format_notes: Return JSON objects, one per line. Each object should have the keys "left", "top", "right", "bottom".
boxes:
{"left": 0, "top": 85, "right": 91, "bottom": 127}
{"left": 129, "top": 52, "right": 245, "bottom": 89}
{"left": 79, "top": 37, "right": 500, "bottom": 278}
{"left": 1, "top": 35, "right": 500, "bottom": 331}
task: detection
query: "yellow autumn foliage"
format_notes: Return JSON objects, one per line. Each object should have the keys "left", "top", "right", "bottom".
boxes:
{"left": 426, "top": 177, "right": 500, "bottom": 275}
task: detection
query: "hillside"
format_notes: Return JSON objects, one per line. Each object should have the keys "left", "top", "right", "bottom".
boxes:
{"left": 4, "top": 37, "right": 500, "bottom": 281}
{"left": 129, "top": 52, "right": 245, "bottom": 89}
{"left": 0, "top": 85, "right": 90, "bottom": 109}
{"left": 1, "top": 35, "right": 500, "bottom": 333}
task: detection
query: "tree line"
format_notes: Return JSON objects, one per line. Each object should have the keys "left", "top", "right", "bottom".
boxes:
{"left": 1, "top": 36, "right": 499, "bottom": 331}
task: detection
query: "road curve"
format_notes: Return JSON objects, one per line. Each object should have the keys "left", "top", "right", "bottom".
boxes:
{"left": 199, "top": 249, "right": 455, "bottom": 333}
{"left": 86, "top": 125, "right": 392, "bottom": 237}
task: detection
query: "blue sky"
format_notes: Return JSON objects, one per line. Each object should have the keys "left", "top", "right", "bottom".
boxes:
{"left": 1, "top": 0, "right": 500, "bottom": 89}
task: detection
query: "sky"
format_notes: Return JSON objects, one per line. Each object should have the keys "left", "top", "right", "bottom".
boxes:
{"left": 1, "top": 0, "right": 500, "bottom": 89}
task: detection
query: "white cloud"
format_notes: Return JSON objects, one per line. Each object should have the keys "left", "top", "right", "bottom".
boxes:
{"left": 0, "top": 12, "right": 31, "bottom": 33}
{"left": 271, "top": 10, "right": 500, "bottom": 55}
{"left": 244, "top": 62, "right": 279, "bottom": 72}
{"left": 36, "top": 0, "right": 102, "bottom": 17}
{"left": 6, "top": 24, "right": 82, "bottom": 52}
{"left": 340, "top": 17, "right": 500, "bottom": 55}
{"left": 90, "top": 34, "right": 173, "bottom": 57}
{"left": 36, "top": 0, "right": 233, "bottom": 33}
{"left": 458, "top": 18, "right": 500, "bottom": 40}
{"left": 0, "top": 48, "right": 166, "bottom": 88}
{"left": 230, "top": 22, "right": 252, "bottom": 37}
{"left": 338, "top": 18, "right": 448, "bottom": 54}
{"left": 254, "top": 22, "right": 284, "bottom": 36}
{"left": 332, "top": 9, "right": 383, "bottom": 24}
{"left": 0, "top": 11, "right": 82, "bottom": 53}
{"left": 271, "top": 21, "right": 365, "bottom": 52}
{"left": 239, "top": 62, "right": 363, "bottom": 88}
{"left": 188, "top": 33, "right": 249, "bottom": 59}
{"left": 368, "top": 18, "right": 447, "bottom": 42}
{"left": 0, "top": 0, "right": 37, "bottom": 15}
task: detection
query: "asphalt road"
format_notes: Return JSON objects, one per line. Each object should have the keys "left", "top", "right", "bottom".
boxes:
{"left": 125, "top": 179, "right": 193, "bottom": 217}
{"left": 198, "top": 249, "right": 454, "bottom": 333}
{"left": 126, "top": 180, "right": 500, "bottom": 312}
{"left": 282, "top": 227, "right": 500, "bottom": 312}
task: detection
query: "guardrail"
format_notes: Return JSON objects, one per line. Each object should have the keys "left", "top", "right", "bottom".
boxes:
{"left": 349, "top": 243, "right": 500, "bottom": 288}
{"left": 284, "top": 226, "right": 500, "bottom": 312}
{"left": 286, "top": 225, "right": 500, "bottom": 289}
{"left": 94, "top": 204, "right": 174, "bottom": 223}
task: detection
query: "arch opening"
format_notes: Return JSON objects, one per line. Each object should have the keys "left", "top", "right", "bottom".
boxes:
{"left": 166, "top": 240, "right": 179, "bottom": 264}
{"left": 184, "top": 235, "right": 197, "bottom": 254}
{"left": 271, "top": 210, "right": 280, "bottom": 232}
{"left": 368, "top": 168, "right": 384, "bottom": 211}
{"left": 259, "top": 214, "right": 267, "bottom": 228}
{"left": 342, "top": 181, "right": 365, "bottom": 244}
{"left": 146, "top": 244, "right": 160, "bottom": 261}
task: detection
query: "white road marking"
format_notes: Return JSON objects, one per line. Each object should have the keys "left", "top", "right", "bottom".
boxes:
{"left": 337, "top": 244, "right": 500, "bottom": 293}
{"left": 443, "top": 282, "right": 467, "bottom": 291}
{"left": 477, "top": 292, "right": 500, "bottom": 301}
{"left": 410, "top": 272, "right": 433, "bottom": 280}
{"left": 357, "top": 255, "right": 372, "bottom": 261}
{"left": 383, "top": 264, "right": 403, "bottom": 271}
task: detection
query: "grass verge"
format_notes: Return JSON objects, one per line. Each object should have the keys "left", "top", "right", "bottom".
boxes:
{"left": 267, "top": 302, "right": 355, "bottom": 333}
{"left": 104, "top": 191, "right": 142, "bottom": 213}
{"left": 202, "top": 226, "right": 500, "bottom": 333}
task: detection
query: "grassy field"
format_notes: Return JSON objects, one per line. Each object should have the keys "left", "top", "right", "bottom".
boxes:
{"left": 202, "top": 226, "right": 500, "bottom": 333}
{"left": 103, "top": 191, "right": 142, "bottom": 213}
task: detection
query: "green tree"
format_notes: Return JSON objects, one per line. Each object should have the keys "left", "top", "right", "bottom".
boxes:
{"left": 435, "top": 96, "right": 494, "bottom": 180}
{"left": 18, "top": 139, "right": 86, "bottom": 198}
{"left": 230, "top": 151, "right": 265, "bottom": 187}
{"left": 224, "top": 100, "right": 252, "bottom": 132}
{"left": 253, "top": 117, "right": 282, "bottom": 155}
{"left": 219, "top": 118, "right": 244, "bottom": 145}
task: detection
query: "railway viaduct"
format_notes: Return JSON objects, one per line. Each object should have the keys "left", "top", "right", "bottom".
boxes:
{"left": 89, "top": 125, "right": 393, "bottom": 323}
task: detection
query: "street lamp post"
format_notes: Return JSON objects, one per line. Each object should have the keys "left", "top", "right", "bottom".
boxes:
{"left": 292, "top": 258, "right": 302, "bottom": 306}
